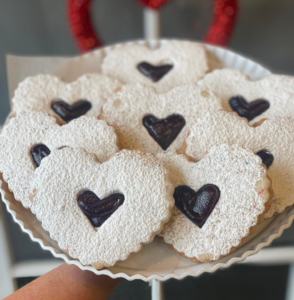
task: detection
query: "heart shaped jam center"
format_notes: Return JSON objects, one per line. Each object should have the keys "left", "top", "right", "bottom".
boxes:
{"left": 137, "top": 62, "right": 173, "bottom": 82}
{"left": 229, "top": 95, "right": 270, "bottom": 121}
{"left": 143, "top": 114, "right": 186, "bottom": 150}
{"left": 51, "top": 99, "right": 92, "bottom": 122}
{"left": 174, "top": 184, "right": 220, "bottom": 228}
{"left": 77, "top": 190, "right": 124, "bottom": 227}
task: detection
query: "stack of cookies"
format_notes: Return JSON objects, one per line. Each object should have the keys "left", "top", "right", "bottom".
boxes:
{"left": 1, "top": 40, "right": 293, "bottom": 268}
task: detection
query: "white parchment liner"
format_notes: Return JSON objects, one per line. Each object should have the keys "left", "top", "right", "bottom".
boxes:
{"left": 2, "top": 40, "right": 294, "bottom": 281}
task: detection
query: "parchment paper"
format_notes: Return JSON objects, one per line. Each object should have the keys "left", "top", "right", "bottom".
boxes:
{"left": 6, "top": 49, "right": 104, "bottom": 99}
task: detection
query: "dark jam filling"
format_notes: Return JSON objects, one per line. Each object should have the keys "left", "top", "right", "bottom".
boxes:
{"left": 143, "top": 114, "right": 186, "bottom": 150}
{"left": 30, "top": 144, "right": 51, "bottom": 168}
{"left": 77, "top": 190, "right": 124, "bottom": 227}
{"left": 137, "top": 62, "right": 173, "bottom": 82}
{"left": 174, "top": 184, "right": 220, "bottom": 228}
{"left": 256, "top": 149, "right": 274, "bottom": 168}
{"left": 229, "top": 95, "right": 270, "bottom": 121}
{"left": 51, "top": 99, "right": 92, "bottom": 122}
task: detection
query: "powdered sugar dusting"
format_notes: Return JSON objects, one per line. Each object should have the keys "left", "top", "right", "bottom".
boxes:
{"left": 198, "top": 68, "right": 294, "bottom": 122}
{"left": 102, "top": 41, "right": 209, "bottom": 92}
{"left": 161, "top": 144, "right": 269, "bottom": 261}
{"left": 12, "top": 74, "right": 122, "bottom": 121}
{"left": 186, "top": 111, "right": 294, "bottom": 217}
{"left": 0, "top": 112, "right": 118, "bottom": 208}
{"left": 102, "top": 84, "right": 222, "bottom": 154}
{"left": 30, "top": 148, "right": 173, "bottom": 267}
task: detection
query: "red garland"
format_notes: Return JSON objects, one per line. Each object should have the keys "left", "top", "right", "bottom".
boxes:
{"left": 68, "top": 0, "right": 238, "bottom": 52}
{"left": 205, "top": 0, "right": 239, "bottom": 46}
{"left": 68, "top": 0, "right": 102, "bottom": 52}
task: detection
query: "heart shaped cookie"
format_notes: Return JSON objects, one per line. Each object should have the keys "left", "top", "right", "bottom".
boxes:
{"left": 198, "top": 68, "right": 294, "bottom": 122}
{"left": 0, "top": 112, "right": 118, "bottom": 208}
{"left": 186, "top": 110, "right": 294, "bottom": 217}
{"left": 12, "top": 74, "right": 121, "bottom": 123}
{"left": 29, "top": 148, "right": 173, "bottom": 267}
{"left": 160, "top": 144, "right": 270, "bottom": 261}
{"left": 102, "top": 41, "right": 209, "bottom": 92}
{"left": 102, "top": 84, "right": 222, "bottom": 153}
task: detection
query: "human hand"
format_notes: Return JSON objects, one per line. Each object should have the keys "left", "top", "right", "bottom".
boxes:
{"left": 5, "top": 263, "right": 120, "bottom": 300}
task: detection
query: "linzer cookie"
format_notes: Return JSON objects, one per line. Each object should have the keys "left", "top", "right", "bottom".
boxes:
{"left": 102, "top": 41, "right": 209, "bottom": 92}
{"left": 186, "top": 111, "right": 294, "bottom": 217}
{"left": 12, "top": 74, "right": 121, "bottom": 122}
{"left": 198, "top": 68, "right": 294, "bottom": 122}
{"left": 102, "top": 84, "right": 221, "bottom": 153}
{"left": 161, "top": 144, "right": 270, "bottom": 262}
{"left": 0, "top": 112, "right": 118, "bottom": 208}
{"left": 29, "top": 148, "right": 173, "bottom": 267}
{"left": 2, "top": 40, "right": 292, "bottom": 272}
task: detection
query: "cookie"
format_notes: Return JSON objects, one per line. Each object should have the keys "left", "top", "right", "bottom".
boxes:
{"left": 29, "top": 147, "right": 173, "bottom": 267}
{"left": 0, "top": 112, "right": 118, "bottom": 208}
{"left": 102, "top": 84, "right": 222, "bottom": 153}
{"left": 198, "top": 68, "right": 294, "bottom": 122}
{"left": 186, "top": 110, "right": 294, "bottom": 217}
{"left": 102, "top": 41, "right": 209, "bottom": 92}
{"left": 160, "top": 144, "right": 270, "bottom": 261}
{"left": 12, "top": 74, "right": 121, "bottom": 123}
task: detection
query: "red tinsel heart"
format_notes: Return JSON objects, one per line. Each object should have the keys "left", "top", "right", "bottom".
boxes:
{"left": 68, "top": 0, "right": 238, "bottom": 52}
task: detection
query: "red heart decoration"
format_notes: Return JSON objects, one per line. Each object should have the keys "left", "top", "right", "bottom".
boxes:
{"left": 68, "top": 0, "right": 239, "bottom": 52}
